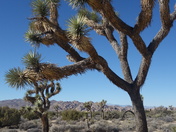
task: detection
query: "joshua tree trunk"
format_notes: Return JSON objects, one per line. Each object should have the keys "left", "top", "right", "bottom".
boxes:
{"left": 128, "top": 89, "right": 148, "bottom": 132}
{"left": 41, "top": 113, "right": 49, "bottom": 132}
{"left": 102, "top": 110, "right": 104, "bottom": 119}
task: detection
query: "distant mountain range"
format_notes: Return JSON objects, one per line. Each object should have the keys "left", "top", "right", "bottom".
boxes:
{"left": 0, "top": 99, "right": 132, "bottom": 112}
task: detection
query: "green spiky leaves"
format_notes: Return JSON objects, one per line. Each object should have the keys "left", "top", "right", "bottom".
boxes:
{"left": 32, "top": 0, "right": 50, "bottom": 17}
{"left": 78, "top": 8, "right": 101, "bottom": 23}
{"left": 65, "top": 0, "right": 87, "bottom": 9}
{"left": 25, "top": 30, "right": 42, "bottom": 46}
{"left": 67, "top": 15, "right": 89, "bottom": 38}
{"left": 22, "top": 51, "right": 42, "bottom": 70}
{"left": 31, "top": 0, "right": 61, "bottom": 17}
{"left": 5, "top": 68, "right": 31, "bottom": 89}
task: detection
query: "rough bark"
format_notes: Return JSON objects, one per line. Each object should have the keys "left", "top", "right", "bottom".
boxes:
{"left": 128, "top": 89, "right": 148, "bottom": 132}
{"left": 41, "top": 113, "right": 49, "bottom": 132}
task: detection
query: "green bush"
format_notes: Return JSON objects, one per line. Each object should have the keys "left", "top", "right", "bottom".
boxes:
{"left": 61, "top": 110, "right": 84, "bottom": 121}
{"left": 147, "top": 106, "right": 173, "bottom": 118}
{"left": 0, "top": 106, "right": 21, "bottom": 127}
{"left": 104, "top": 111, "right": 122, "bottom": 120}
{"left": 172, "top": 126, "right": 176, "bottom": 132}
{"left": 22, "top": 111, "right": 39, "bottom": 120}
{"left": 48, "top": 111, "right": 56, "bottom": 119}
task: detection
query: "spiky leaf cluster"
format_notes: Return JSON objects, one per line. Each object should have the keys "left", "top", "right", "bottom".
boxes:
{"left": 78, "top": 9, "right": 101, "bottom": 23}
{"left": 65, "top": 0, "right": 87, "bottom": 9}
{"left": 22, "top": 51, "right": 42, "bottom": 70}
{"left": 25, "top": 30, "right": 42, "bottom": 46}
{"left": 32, "top": 0, "right": 50, "bottom": 17}
{"left": 67, "top": 15, "right": 89, "bottom": 38}
{"left": 5, "top": 68, "right": 31, "bottom": 89}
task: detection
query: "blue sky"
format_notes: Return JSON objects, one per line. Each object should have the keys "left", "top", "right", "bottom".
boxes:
{"left": 1, "top": 0, "right": 176, "bottom": 107}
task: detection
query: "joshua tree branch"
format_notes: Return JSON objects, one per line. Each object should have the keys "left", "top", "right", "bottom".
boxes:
{"left": 97, "top": 56, "right": 131, "bottom": 92}
{"left": 29, "top": 17, "right": 84, "bottom": 62}
{"left": 49, "top": 1, "right": 59, "bottom": 26}
{"left": 148, "top": 27, "right": 171, "bottom": 55}
{"left": 102, "top": 21, "right": 133, "bottom": 83}
{"left": 134, "top": 0, "right": 155, "bottom": 33}
{"left": 119, "top": 33, "right": 133, "bottom": 83}
{"left": 86, "top": 0, "right": 133, "bottom": 35}
{"left": 170, "top": 5, "right": 176, "bottom": 21}
{"left": 86, "top": 0, "right": 149, "bottom": 57}
{"left": 39, "top": 58, "right": 98, "bottom": 80}
{"left": 47, "top": 87, "right": 60, "bottom": 99}
{"left": 131, "top": 34, "right": 149, "bottom": 57}
{"left": 158, "top": 0, "right": 171, "bottom": 28}
{"left": 148, "top": 0, "right": 174, "bottom": 55}
{"left": 134, "top": 56, "right": 152, "bottom": 89}
{"left": 84, "top": 18, "right": 106, "bottom": 36}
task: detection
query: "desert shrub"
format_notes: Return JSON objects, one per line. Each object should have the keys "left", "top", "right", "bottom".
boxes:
{"left": 104, "top": 111, "right": 121, "bottom": 120}
{"left": 172, "top": 126, "right": 176, "bottom": 132}
{"left": 93, "top": 111, "right": 101, "bottom": 120}
{"left": 147, "top": 118, "right": 167, "bottom": 132}
{"left": 3, "top": 130, "right": 18, "bottom": 132}
{"left": 61, "top": 110, "right": 84, "bottom": 121}
{"left": 27, "top": 128, "right": 42, "bottom": 132}
{"left": 48, "top": 111, "right": 56, "bottom": 119}
{"left": 157, "top": 124, "right": 176, "bottom": 132}
{"left": 90, "top": 120, "right": 119, "bottom": 132}
{"left": 159, "top": 115, "right": 174, "bottom": 122}
{"left": 50, "top": 123, "right": 86, "bottom": 132}
{"left": 19, "top": 120, "right": 40, "bottom": 130}
{"left": 120, "top": 119, "right": 135, "bottom": 131}
{"left": 50, "top": 126, "right": 60, "bottom": 132}
{"left": 0, "top": 107, "right": 21, "bottom": 127}
{"left": 22, "top": 111, "right": 39, "bottom": 120}
{"left": 149, "top": 106, "right": 172, "bottom": 118}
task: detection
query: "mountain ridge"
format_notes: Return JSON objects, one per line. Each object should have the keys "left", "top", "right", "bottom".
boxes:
{"left": 0, "top": 99, "right": 132, "bottom": 112}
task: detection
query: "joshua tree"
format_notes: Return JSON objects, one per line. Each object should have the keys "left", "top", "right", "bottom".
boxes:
{"left": 98, "top": 99, "right": 107, "bottom": 119}
{"left": 83, "top": 101, "right": 93, "bottom": 129}
{"left": 83, "top": 101, "right": 93, "bottom": 119}
{"left": 5, "top": 51, "right": 61, "bottom": 132}
{"left": 54, "top": 104, "right": 60, "bottom": 118}
{"left": 21, "top": 0, "right": 176, "bottom": 131}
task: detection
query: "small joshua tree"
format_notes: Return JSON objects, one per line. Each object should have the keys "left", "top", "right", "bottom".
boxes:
{"left": 98, "top": 99, "right": 107, "bottom": 119}
{"left": 83, "top": 101, "right": 93, "bottom": 129}
{"left": 53, "top": 104, "right": 60, "bottom": 118}
{"left": 83, "top": 101, "right": 93, "bottom": 119}
{"left": 5, "top": 51, "right": 61, "bottom": 132}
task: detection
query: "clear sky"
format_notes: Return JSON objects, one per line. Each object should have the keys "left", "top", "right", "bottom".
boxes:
{"left": 1, "top": 0, "right": 176, "bottom": 107}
